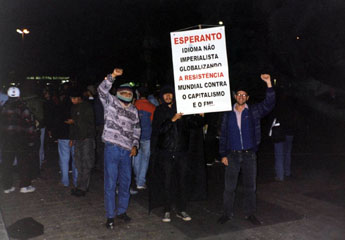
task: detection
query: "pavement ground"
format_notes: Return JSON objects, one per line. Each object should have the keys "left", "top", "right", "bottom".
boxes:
{"left": 1, "top": 112, "right": 345, "bottom": 240}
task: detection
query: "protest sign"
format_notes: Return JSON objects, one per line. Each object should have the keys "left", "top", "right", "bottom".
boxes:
{"left": 170, "top": 26, "right": 232, "bottom": 115}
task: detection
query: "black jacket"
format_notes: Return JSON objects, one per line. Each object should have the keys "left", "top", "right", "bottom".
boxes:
{"left": 69, "top": 101, "right": 95, "bottom": 140}
{"left": 151, "top": 103, "right": 203, "bottom": 153}
{"left": 52, "top": 98, "right": 72, "bottom": 140}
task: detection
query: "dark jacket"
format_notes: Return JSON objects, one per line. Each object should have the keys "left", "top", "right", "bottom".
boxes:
{"left": 52, "top": 98, "right": 72, "bottom": 140}
{"left": 151, "top": 103, "right": 203, "bottom": 153}
{"left": 69, "top": 101, "right": 95, "bottom": 140}
{"left": 22, "top": 95, "right": 45, "bottom": 128}
{"left": 0, "top": 98, "right": 39, "bottom": 146}
{"left": 93, "top": 96, "right": 104, "bottom": 127}
{"left": 219, "top": 88, "right": 275, "bottom": 157}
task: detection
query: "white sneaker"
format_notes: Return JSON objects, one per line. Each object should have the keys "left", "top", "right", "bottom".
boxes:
{"left": 20, "top": 186, "right": 36, "bottom": 193}
{"left": 162, "top": 212, "right": 171, "bottom": 222}
{"left": 176, "top": 211, "right": 192, "bottom": 221}
{"left": 130, "top": 187, "right": 138, "bottom": 195}
{"left": 4, "top": 187, "right": 15, "bottom": 194}
{"left": 136, "top": 184, "right": 147, "bottom": 190}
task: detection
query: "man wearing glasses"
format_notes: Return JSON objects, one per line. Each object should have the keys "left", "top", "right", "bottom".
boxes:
{"left": 218, "top": 74, "right": 275, "bottom": 225}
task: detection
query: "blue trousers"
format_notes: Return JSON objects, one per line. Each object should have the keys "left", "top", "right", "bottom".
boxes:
{"left": 39, "top": 128, "right": 45, "bottom": 168}
{"left": 58, "top": 139, "right": 78, "bottom": 187}
{"left": 104, "top": 143, "right": 132, "bottom": 218}
{"left": 132, "top": 139, "right": 150, "bottom": 187}
{"left": 274, "top": 135, "right": 294, "bottom": 180}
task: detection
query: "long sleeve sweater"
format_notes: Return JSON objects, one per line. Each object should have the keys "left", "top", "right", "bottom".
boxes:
{"left": 97, "top": 74, "right": 140, "bottom": 151}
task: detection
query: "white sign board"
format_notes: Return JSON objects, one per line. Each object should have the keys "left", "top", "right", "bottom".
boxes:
{"left": 170, "top": 26, "right": 232, "bottom": 115}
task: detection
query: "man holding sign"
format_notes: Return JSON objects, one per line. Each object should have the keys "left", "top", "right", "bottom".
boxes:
{"left": 218, "top": 74, "right": 275, "bottom": 225}
{"left": 150, "top": 85, "right": 204, "bottom": 223}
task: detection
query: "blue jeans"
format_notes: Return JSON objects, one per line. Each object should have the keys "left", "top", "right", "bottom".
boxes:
{"left": 104, "top": 142, "right": 132, "bottom": 218}
{"left": 39, "top": 128, "right": 45, "bottom": 168}
{"left": 132, "top": 140, "right": 150, "bottom": 187}
{"left": 223, "top": 151, "right": 257, "bottom": 217}
{"left": 274, "top": 135, "right": 294, "bottom": 180}
{"left": 58, "top": 139, "right": 78, "bottom": 187}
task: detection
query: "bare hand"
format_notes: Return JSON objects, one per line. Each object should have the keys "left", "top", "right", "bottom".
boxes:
{"left": 130, "top": 146, "right": 138, "bottom": 157}
{"left": 221, "top": 157, "right": 229, "bottom": 166}
{"left": 64, "top": 119, "right": 75, "bottom": 125}
{"left": 111, "top": 68, "right": 123, "bottom": 78}
{"left": 260, "top": 74, "right": 272, "bottom": 88}
{"left": 171, "top": 113, "right": 183, "bottom": 122}
{"left": 199, "top": 113, "right": 205, "bottom": 117}
{"left": 69, "top": 140, "right": 74, "bottom": 147}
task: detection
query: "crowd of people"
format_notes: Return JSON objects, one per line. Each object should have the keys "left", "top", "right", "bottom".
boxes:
{"left": 1, "top": 68, "right": 297, "bottom": 229}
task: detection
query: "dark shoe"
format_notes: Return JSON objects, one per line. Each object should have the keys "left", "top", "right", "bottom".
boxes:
{"left": 106, "top": 218, "right": 115, "bottom": 229}
{"left": 71, "top": 188, "right": 86, "bottom": 197}
{"left": 274, "top": 177, "right": 284, "bottom": 182}
{"left": 245, "top": 215, "right": 262, "bottom": 225}
{"left": 217, "top": 215, "right": 231, "bottom": 224}
{"left": 117, "top": 213, "right": 131, "bottom": 222}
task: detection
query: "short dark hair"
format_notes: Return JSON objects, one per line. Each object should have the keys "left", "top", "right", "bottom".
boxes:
{"left": 137, "top": 87, "right": 149, "bottom": 98}
{"left": 69, "top": 87, "right": 83, "bottom": 98}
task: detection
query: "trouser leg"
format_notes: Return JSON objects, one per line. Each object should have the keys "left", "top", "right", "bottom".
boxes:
{"left": 104, "top": 143, "right": 119, "bottom": 218}
{"left": 160, "top": 153, "right": 174, "bottom": 212}
{"left": 284, "top": 136, "right": 294, "bottom": 176}
{"left": 274, "top": 142, "right": 285, "bottom": 180}
{"left": 95, "top": 125, "right": 104, "bottom": 170}
{"left": 242, "top": 152, "right": 257, "bottom": 216}
{"left": 137, "top": 140, "right": 150, "bottom": 186}
{"left": 75, "top": 139, "right": 95, "bottom": 191}
{"left": 58, "top": 139, "right": 70, "bottom": 186}
{"left": 175, "top": 153, "right": 189, "bottom": 212}
{"left": 18, "top": 146, "right": 34, "bottom": 188}
{"left": 2, "top": 149, "right": 15, "bottom": 189}
{"left": 117, "top": 148, "right": 131, "bottom": 215}
{"left": 223, "top": 152, "right": 240, "bottom": 217}
{"left": 39, "top": 128, "right": 46, "bottom": 168}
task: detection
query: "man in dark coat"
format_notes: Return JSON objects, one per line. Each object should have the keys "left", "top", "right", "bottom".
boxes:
{"left": 1, "top": 87, "right": 39, "bottom": 194}
{"left": 65, "top": 88, "right": 96, "bottom": 197}
{"left": 149, "top": 85, "right": 204, "bottom": 223}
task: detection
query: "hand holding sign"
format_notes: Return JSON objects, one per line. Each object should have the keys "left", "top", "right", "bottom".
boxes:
{"left": 260, "top": 74, "right": 272, "bottom": 88}
{"left": 64, "top": 119, "right": 75, "bottom": 125}
{"left": 172, "top": 113, "right": 183, "bottom": 122}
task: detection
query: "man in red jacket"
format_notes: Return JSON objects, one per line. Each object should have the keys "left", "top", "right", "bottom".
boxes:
{"left": 133, "top": 87, "right": 156, "bottom": 190}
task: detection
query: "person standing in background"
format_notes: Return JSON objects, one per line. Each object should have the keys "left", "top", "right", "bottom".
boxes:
{"left": 66, "top": 88, "right": 95, "bottom": 197}
{"left": 132, "top": 86, "right": 156, "bottom": 190}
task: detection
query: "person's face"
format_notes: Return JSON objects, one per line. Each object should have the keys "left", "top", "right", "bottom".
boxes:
{"left": 70, "top": 97, "right": 81, "bottom": 104}
{"left": 44, "top": 91, "right": 50, "bottom": 100}
{"left": 118, "top": 91, "right": 133, "bottom": 99}
{"left": 163, "top": 93, "right": 173, "bottom": 104}
{"left": 235, "top": 91, "right": 249, "bottom": 106}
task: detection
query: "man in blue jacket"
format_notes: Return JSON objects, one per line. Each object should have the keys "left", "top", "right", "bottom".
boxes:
{"left": 218, "top": 74, "right": 275, "bottom": 225}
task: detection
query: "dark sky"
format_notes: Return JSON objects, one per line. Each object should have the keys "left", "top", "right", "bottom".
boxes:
{"left": 1, "top": 0, "right": 344, "bottom": 91}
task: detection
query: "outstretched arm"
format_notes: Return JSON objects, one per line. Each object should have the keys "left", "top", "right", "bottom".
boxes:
{"left": 97, "top": 68, "right": 123, "bottom": 107}
{"left": 261, "top": 74, "right": 272, "bottom": 88}
{"left": 254, "top": 74, "right": 275, "bottom": 118}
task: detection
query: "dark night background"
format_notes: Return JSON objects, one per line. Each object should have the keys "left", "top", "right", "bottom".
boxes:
{"left": 1, "top": 0, "right": 345, "bottom": 96}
